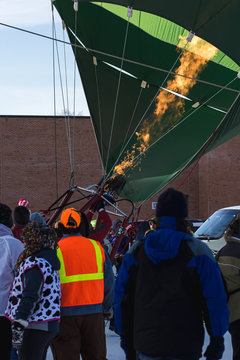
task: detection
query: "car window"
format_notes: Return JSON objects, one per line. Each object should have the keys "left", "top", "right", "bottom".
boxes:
{"left": 195, "top": 209, "right": 240, "bottom": 239}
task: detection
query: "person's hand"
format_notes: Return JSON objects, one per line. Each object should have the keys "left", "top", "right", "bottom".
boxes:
{"left": 103, "top": 308, "right": 113, "bottom": 320}
{"left": 11, "top": 321, "right": 25, "bottom": 350}
{"left": 204, "top": 337, "right": 224, "bottom": 360}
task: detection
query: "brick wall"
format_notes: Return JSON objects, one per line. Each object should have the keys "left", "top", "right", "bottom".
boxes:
{"left": 0, "top": 115, "right": 239, "bottom": 223}
{"left": 0, "top": 116, "right": 102, "bottom": 214}
{"left": 198, "top": 137, "right": 240, "bottom": 219}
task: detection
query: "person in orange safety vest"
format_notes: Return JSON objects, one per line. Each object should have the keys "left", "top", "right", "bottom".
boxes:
{"left": 51, "top": 208, "right": 114, "bottom": 360}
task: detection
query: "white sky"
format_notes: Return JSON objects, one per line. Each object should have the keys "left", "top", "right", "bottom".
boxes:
{"left": 0, "top": 0, "right": 90, "bottom": 115}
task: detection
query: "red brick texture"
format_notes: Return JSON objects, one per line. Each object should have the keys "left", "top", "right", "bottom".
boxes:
{"left": 0, "top": 115, "right": 239, "bottom": 222}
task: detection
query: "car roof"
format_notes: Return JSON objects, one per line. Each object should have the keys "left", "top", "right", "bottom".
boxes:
{"left": 218, "top": 205, "right": 240, "bottom": 211}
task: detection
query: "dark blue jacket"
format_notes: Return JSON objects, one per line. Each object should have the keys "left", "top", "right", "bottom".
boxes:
{"left": 114, "top": 216, "right": 229, "bottom": 359}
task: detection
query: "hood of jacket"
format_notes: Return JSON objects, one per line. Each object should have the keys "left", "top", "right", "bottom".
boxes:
{"left": 35, "top": 248, "right": 60, "bottom": 271}
{"left": 0, "top": 223, "right": 13, "bottom": 237}
{"left": 144, "top": 216, "right": 191, "bottom": 265}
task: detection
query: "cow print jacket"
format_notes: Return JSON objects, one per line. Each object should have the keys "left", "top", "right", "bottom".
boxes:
{"left": 5, "top": 249, "right": 61, "bottom": 325}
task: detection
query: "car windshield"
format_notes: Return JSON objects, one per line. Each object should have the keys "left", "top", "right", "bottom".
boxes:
{"left": 194, "top": 209, "right": 240, "bottom": 239}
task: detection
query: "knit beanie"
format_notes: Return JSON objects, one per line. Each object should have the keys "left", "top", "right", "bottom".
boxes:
{"left": 30, "top": 212, "right": 47, "bottom": 226}
{"left": 18, "top": 198, "right": 30, "bottom": 208}
{"left": 0, "top": 203, "right": 13, "bottom": 228}
{"left": 156, "top": 188, "right": 188, "bottom": 218}
{"left": 14, "top": 206, "right": 30, "bottom": 226}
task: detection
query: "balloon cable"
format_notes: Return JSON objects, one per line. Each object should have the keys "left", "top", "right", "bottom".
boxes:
{"left": 51, "top": 19, "right": 75, "bottom": 185}
{"left": 138, "top": 92, "right": 240, "bottom": 210}
{"left": 113, "top": 75, "right": 238, "bottom": 179}
{"left": 51, "top": 5, "right": 59, "bottom": 200}
{"left": 0, "top": 22, "right": 238, "bottom": 94}
{"left": 105, "top": 12, "right": 132, "bottom": 173}
{"left": 93, "top": 57, "right": 105, "bottom": 176}
{"left": 106, "top": 31, "right": 196, "bottom": 179}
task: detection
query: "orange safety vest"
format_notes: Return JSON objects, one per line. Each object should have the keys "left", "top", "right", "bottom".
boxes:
{"left": 57, "top": 235, "right": 105, "bottom": 307}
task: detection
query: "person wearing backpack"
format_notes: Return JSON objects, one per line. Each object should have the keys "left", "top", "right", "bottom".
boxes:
{"left": 114, "top": 188, "right": 229, "bottom": 360}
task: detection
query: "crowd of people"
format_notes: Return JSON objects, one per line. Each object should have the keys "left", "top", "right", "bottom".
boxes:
{"left": 0, "top": 188, "right": 239, "bottom": 360}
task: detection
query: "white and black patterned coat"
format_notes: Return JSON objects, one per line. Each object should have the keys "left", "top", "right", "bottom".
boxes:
{"left": 5, "top": 255, "right": 61, "bottom": 323}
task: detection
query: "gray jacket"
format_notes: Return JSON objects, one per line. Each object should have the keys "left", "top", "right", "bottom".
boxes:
{"left": 0, "top": 224, "right": 24, "bottom": 316}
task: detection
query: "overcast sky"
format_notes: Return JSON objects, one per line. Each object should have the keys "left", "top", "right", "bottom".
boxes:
{"left": 0, "top": 0, "right": 89, "bottom": 116}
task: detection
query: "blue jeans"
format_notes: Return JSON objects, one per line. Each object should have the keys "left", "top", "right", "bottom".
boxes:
{"left": 10, "top": 348, "right": 18, "bottom": 360}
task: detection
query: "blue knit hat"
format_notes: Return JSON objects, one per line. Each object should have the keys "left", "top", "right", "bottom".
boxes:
{"left": 30, "top": 212, "right": 47, "bottom": 226}
{"left": 156, "top": 188, "right": 188, "bottom": 218}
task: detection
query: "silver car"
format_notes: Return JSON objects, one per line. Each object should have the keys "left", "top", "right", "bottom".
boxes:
{"left": 194, "top": 206, "right": 240, "bottom": 256}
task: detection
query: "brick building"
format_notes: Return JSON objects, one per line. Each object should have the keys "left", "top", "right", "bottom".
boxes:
{"left": 0, "top": 115, "right": 240, "bottom": 222}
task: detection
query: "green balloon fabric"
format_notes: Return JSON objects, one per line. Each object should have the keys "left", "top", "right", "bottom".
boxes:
{"left": 52, "top": 0, "right": 240, "bottom": 202}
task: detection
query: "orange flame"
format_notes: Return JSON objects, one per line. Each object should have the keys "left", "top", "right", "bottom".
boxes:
{"left": 113, "top": 35, "right": 218, "bottom": 176}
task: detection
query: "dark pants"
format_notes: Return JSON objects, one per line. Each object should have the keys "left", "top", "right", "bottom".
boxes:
{"left": 120, "top": 337, "right": 136, "bottom": 360}
{"left": 229, "top": 319, "right": 240, "bottom": 360}
{"left": 51, "top": 313, "right": 107, "bottom": 360}
{"left": 10, "top": 348, "right": 18, "bottom": 360}
{"left": 136, "top": 354, "right": 198, "bottom": 360}
{"left": 18, "top": 329, "right": 56, "bottom": 360}
{"left": 0, "top": 316, "right": 12, "bottom": 360}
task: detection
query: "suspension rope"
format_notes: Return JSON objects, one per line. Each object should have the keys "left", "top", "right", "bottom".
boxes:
{"left": 0, "top": 22, "right": 238, "bottom": 94}
{"left": 62, "top": 29, "right": 71, "bottom": 123}
{"left": 139, "top": 169, "right": 186, "bottom": 210}
{"left": 71, "top": 8, "right": 79, "bottom": 184}
{"left": 176, "top": 92, "right": 240, "bottom": 190}
{"left": 158, "top": 30, "right": 194, "bottom": 91}
{"left": 106, "top": 31, "right": 196, "bottom": 178}
{"left": 2, "top": 20, "right": 239, "bottom": 198}
{"left": 105, "top": 9, "right": 132, "bottom": 172}
{"left": 138, "top": 92, "right": 240, "bottom": 209}
{"left": 108, "top": 86, "right": 144, "bottom": 176}
{"left": 62, "top": 26, "right": 76, "bottom": 186}
{"left": 113, "top": 75, "right": 238, "bottom": 179}
{"left": 52, "top": 20, "right": 75, "bottom": 184}
{"left": 93, "top": 57, "right": 105, "bottom": 176}
{"left": 51, "top": 5, "right": 59, "bottom": 200}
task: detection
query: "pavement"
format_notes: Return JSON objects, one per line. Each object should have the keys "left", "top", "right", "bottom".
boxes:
{"left": 47, "top": 322, "right": 232, "bottom": 359}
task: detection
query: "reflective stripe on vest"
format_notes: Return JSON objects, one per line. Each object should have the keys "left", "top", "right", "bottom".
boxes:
{"left": 57, "top": 239, "right": 104, "bottom": 283}
{"left": 57, "top": 236, "right": 105, "bottom": 307}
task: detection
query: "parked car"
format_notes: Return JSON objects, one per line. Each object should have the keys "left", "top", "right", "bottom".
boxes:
{"left": 194, "top": 206, "right": 240, "bottom": 255}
